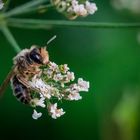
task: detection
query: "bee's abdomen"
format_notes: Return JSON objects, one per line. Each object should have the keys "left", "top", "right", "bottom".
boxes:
{"left": 11, "top": 76, "right": 31, "bottom": 104}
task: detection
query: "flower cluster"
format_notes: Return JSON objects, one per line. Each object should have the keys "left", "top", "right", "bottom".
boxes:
{"left": 30, "top": 61, "right": 90, "bottom": 120}
{"left": 51, "top": 0, "right": 97, "bottom": 19}
{"left": 0, "top": 0, "right": 4, "bottom": 10}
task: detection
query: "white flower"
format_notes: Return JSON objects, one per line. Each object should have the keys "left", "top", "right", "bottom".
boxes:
{"left": 73, "top": 4, "right": 87, "bottom": 16}
{"left": 29, "top": 76, "right": 52, "bottom": 99}
{"left": 85, "top": 1, "right": 98, "bottom": 14}
{"left": 32, "top": 109, "right": 42, "bottom": 120}
{"left": 53, "top": 73, "right": 63, "bottom": 82}
{"left": 63, "top": 64, "right": 70, "bottom": 73}
{"left": 29, "top": 76, "right": 46, "bottom": 89}
{"left": 73, "top": 4, "right": 79, "bottom": 13}
{"left": 36, "top": 97, "right": 46, "bottom": 108}
{"left": 78, "top": 78, "right": 90, "bottom": 92}
{"left": 44, "top": 69, "right": 53, "bottom": 78}
{"left": 31, "top": 97, "right": 46, "bottom": 108}
{"left": 68, "top": 92, "right": 82, "bottom": 101}
{"left": 44, "top": 93, "right": 51, "bottom": 99}
{"left": 51, "top": 0, "right": 97, "bottom": 19}
{"left": 78, "top": 4, "right": 87, "bottom": 16}
{"left": 49, "top": 103, "right": 65, "bottom": 119}
{"left": 39, "top": 93, "right": 44, "bottom": 98}
{"left": 71, "top": 0, "right": 78, "bottom": 6}
{"left": 49, "top": 62, "right": 58, "bottom": 71}
{"left": 71, "top": 83, "right": 80, "bottom": 91}
{"left": 51, "top": 87, "right": 60, "bottom": 97}
{"left": 66, "top": 72, "right": 75, "bottom": 81}
{"left": 42, "top": 84, "right": 52, "bottom": 99}
{"left": 0, "top": 0, "right": 4, "bottom": 10}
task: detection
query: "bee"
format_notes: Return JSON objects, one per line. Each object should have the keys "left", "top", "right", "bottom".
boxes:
{"left": 0, "top": 36, "right": 56, "bottom": 102}
{"left": 10, "top": 46, "right": 49, "bottom": 104}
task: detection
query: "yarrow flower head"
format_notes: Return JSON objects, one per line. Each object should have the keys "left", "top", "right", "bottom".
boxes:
{"left": 51, "top": 0, "right": 98, "bottom": 19}
{"left": 29, "top": 61, "right": 90, "bottom": 120}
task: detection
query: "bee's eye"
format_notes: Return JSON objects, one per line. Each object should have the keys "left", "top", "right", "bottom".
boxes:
{"left": 30, "top": 49, "right": 43, "bottom": 64}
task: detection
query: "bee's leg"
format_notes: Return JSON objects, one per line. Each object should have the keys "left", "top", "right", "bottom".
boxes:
{"left": 16, "top": 75, "right": 30, "bottom": 88}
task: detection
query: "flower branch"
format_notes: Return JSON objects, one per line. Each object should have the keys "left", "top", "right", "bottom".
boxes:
{"left": 7, "top": 18, "right": 140, "bottom": 29}
{"left": 3, "top": 0, "right": 49, "bottom": 18}
{"left": 0, "top": 25, "right": 21, "bottom": 52}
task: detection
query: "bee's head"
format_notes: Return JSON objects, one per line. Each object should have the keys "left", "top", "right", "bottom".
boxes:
{"left": 29, "top": 46, "right": 49, "bottom": 65}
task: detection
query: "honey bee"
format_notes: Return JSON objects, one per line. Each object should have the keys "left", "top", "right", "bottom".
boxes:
{"left": 0, "top": 36, "right": 56, "bottom": 102}
{"left": 10, "top": 46, "right": 49, "bottom": 104}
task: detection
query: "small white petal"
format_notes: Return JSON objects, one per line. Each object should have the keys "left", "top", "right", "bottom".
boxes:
{"left": 39, "top": 93, "right": 44, "bottom": 98}
{"left": 85, "top": 1, "right": 98, "bottom": 14}
{"left": 68, "top": 92, "right": 82, "bottom": 101}
{"left": 29, "top": 77, "right": 52, "bottom": 99}
{"left": 48, "top": 103, "right": 65, "bottom": 119}
{"left": 32, "top": 109, "right": 42, "bottom": 120}
{"left": 36, "top": 97, "right": 46, "bottom": 108}
{"left": 53, "top": 73, "right": 63, "bottom": 82}
{"left": 44, "top": 93, "right": 51, "bottom": 99}
{"left": 63, "top": 64, "right": 70, "bottom": 73}
{"left": 49, "top": 62, "right": 59, "bottom": 71}
{"left": 71, "top": 0, "right": 78, "bottom": 6}
{"left": 72, "top": 3, "right": 88, "bottom": 16}
{"left": 66, "top": 72, "right": 75, "bottom": 81}
{"left": 78, "top": 78, "right": 90, "bottom": 92}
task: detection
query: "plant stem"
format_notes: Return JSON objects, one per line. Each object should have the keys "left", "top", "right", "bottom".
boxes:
{"left": 7, "top": 18, "right": 140, "bottom": 29}
{"left": 6, "top": 20, "right": 52, "bottom": 30}
{"left": 15, "top": 4, "right": 53, "bottom": 15}
{"left": 4, "top": 0, "right": 48, "bottom": 18}
{"left": 1, "top": 25, "right": 21, "bottom": 53}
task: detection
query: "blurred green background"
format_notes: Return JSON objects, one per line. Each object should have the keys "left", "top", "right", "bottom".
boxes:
{"left": 0, "top": 0, "right": 140, "bottom": 140}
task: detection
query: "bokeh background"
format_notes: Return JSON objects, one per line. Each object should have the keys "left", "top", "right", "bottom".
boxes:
{"left": 0, "top": 0, "right": 140, "bottom": 140}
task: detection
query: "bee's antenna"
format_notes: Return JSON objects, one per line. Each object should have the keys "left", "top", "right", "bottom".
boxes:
{"left": 47, "top": 35, "right": 57, "bottom": 45}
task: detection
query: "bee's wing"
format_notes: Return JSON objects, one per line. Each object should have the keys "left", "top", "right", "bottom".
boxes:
{"left": 17, "top": 76, "right": 40, "bottom": 93}
{"left": 0, "top": 65, "right": 16, "bottom": 97}
{"left": 16, "top": 75, "right": 31, "bottom": 88}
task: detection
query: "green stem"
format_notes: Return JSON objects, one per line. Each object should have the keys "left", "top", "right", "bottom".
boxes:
{"left": 1, "top": 25, "right": 21, "bottom": 53}
{"left": 7, "top": 20, "right": 52, "bottom": 30}
{"left": 4, "top": 0, "right": 48, "bottom": 18}
{"left": 7, "top": 18, "right": 140, "bottom": 29}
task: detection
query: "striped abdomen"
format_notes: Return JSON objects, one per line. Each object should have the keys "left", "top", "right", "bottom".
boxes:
{"left": 11, "top": 75, "right": 31, "bottom": 104}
